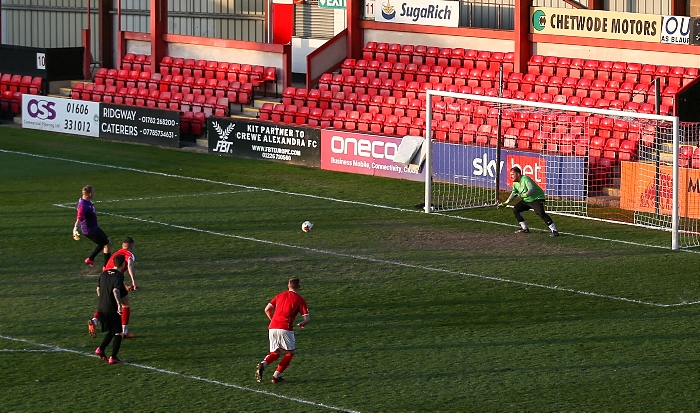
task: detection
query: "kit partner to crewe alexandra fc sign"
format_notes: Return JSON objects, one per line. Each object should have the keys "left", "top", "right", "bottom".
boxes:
{"left": 207, "top": 117, "right": 321, "bottom": 167}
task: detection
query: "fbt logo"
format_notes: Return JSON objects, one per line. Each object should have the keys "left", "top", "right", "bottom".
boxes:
{"left": 330, "top": 135, "right": 397, "bottom": 160}
{"left": 26, "top": 99, "right": 56, "bottom": 120}
{"left": 212, "top": 121, "right": 234, "bottom": 153}
{"left": 507, "top": 155, "right": 546, "bottom": 188}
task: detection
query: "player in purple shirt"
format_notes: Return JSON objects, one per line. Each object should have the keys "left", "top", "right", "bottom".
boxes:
{"left": 73, "top": 185, "right": 112, "bottom": 267}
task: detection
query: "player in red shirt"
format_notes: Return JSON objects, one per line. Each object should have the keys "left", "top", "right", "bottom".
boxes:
{"left": 87, "top": 237, "right": 138, "bottom": 339}
{"left": 255, "top": 276, "right": 310, "bottom": 383}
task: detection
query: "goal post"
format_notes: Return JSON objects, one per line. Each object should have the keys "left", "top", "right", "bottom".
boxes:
{"left": 422, "top": 89, "right": 693, "bottom": 250}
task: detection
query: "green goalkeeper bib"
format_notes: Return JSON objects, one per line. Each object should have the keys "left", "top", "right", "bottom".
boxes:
{"left": 512, "top": 175, "right": 545, "bottom": 203}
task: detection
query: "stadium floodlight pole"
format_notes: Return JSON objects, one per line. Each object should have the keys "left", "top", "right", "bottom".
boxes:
{"left": 424, "top": 89, "right": 433, "bottom": 214}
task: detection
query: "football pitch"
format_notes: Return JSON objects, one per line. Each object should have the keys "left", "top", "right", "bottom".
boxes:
{"left": 0, "top": 126, "right": 698, "bottom": 412}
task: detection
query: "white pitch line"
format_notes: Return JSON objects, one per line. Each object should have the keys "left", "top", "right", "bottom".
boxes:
{"left": 53, "top": 203, "right": 699, "bottom": 307}
{"left": 3, "top": 148, "right": 694, "bottom": 252}
{"left": 0, "top": 149, "right": 700, "bottom": 307}
{"left": 55, "top": 190, "right": 260, "bottom": 206}
{"left": 0, "top": 334, "right": 361, "bottom": 413}
{"left": 0, "top": 348, "right": 60, "bottom": 352}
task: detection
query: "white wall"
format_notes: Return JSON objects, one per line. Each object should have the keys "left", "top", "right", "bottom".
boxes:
{"left": 126, "top": 40, "right": 284, "bottom": 69}
{"left": 363, "top": 29, "right": 514, "bottom": 53}
{"left": 535, "top": 43, "right": 700, "bottom": 67}
{"left": 292, "top": 8, "right": 347, "bottom": 73}
{"left": 292, "top": 37, "right": 329, "bottom": 73}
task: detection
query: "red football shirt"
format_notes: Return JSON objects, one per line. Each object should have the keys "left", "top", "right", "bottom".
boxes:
{"left": 103, "top": 248, "right": 135, "bottom": 272}
{"left": 268, "top": 290, "right": 308, "bottom": 331}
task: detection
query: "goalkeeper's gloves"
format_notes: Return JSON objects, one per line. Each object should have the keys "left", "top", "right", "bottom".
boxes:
{"left": 497, "top": 202, "right": 507, "bottom": 209}
{"left": 72, "top": 227, "right": 80, "bottom": 241}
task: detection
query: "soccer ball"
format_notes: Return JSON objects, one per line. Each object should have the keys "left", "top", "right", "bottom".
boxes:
{"left": 301, "top": 221, "right": 313, "bottom": 232}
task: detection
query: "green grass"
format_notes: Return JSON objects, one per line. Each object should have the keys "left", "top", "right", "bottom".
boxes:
{"left": 0, "top": 126, "right": 698, "bottom": 412}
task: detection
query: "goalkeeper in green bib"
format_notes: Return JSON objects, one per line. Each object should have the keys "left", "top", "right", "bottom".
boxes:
{"left": 498, "top": 166, "right": 559, "bottom": 237}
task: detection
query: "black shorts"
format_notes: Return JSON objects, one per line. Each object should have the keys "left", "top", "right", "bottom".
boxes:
{"left": 98, "top": 311, "right": 122, "bottom": 335}
{"left": 85, "top": 228, "right": 110, "bottom": 247}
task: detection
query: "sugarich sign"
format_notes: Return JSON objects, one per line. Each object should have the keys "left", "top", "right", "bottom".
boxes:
{"left": 375, "top": 0, "right": 459, "bottom": 28}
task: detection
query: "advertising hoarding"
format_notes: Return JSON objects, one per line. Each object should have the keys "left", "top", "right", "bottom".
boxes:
{"left": 207, "top": 117, "right": 321, "bottom": 167}
{"left": 99, "top": 104, "right": 180, "bottom": 147}
{"left": 433, "top": 142, "right": 586, "bottom": 198}
{"left": 374, "top": 0, "right": 460, "bottom": 28}
{"left": 660, "top": 15, "right": 690, "bottom": 45}
{"left": 620, "top": 161, "right": 700, "bottom": 219}
{"left": 320, "top": 130, "right": 424, "bottom": 181}
{"left": 22, "top": 94, "right": 100, "bottom": 137}
{"left": 530, "top": 7, "right": 661, "bottom": 43}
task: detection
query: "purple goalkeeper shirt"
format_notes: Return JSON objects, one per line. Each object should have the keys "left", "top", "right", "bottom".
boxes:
{"left": 76, "top": 198, "right": 99, "bottom": 234}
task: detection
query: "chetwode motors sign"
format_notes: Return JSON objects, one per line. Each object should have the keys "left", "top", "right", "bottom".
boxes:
{"left": 207, "top": 117, "right": 321, "bottom": 167}
{"left": 531, "top": 7, "right": 661, "bottom": 42}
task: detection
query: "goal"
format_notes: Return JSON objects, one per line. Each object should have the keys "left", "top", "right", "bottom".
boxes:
{"left": 423, "top": 89, "right": 700, "bottom": 250}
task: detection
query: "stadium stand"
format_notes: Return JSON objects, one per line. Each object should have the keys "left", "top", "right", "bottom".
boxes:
{"left": 251, "top": 42, "right": 699, "bottom": 167}
{"left": 68, "top": 54, "right": 278, "bottom": 134}
{"left": 0, "top": 72, "right": 44, "bottom": 116}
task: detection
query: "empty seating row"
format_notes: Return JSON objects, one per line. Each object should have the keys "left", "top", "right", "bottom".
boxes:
{"left": 506, "top": 73, "right": 679, "bottom": 105}
{"left": 283, "top": 84, "right": 672, "bottom": 117}
{"left": 0, "top": 90, "right": 23, "bottom": 115}
{"left": 258, "top": 103, "right": 643, "bottom": 161}
{"left": 71, "top": 83, "right": 229, "bottom": 117}
{"left": 361, "top": 42, "right": 514, "bottom": 72}
{"left": 337, "top": 62, "right": 507, "bottom": 86}
{"left": 158, "top": 56, "right": 276, "bottom": 90}
{"left": 85, "top": 75, "right": 253, "bottom": 105}
{"left": 0, "top": 73, "right": 44, "bottom": 95}
{"left": 181, "top": 111, "right": 206, "bottom": 135}
{"left": 121, "top": 53, "right": 153, "bottom": 73}
{"left": 433, "top": 120, "right": 639, "bottom": 162}
{"left": 268, "top": 89, "right": 659, "bottom": 152}
{"left": 318, "top": 73, "right": 675, "bottom": 111}
{"left": 679, "top": 145, "right": 700, "bottom": 169}
{"left": 528, "top": 55, "right": 699, "bottom": 87}
{"left": 261, "top": 105, "right": 427, "bottom": 137}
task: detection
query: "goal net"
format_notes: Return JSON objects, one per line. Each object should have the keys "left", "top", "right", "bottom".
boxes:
{"left": 423, "top": 90, "right": 700, "bottom": 250}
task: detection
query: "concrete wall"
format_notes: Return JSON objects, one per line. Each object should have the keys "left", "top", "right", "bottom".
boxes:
{"left": 534, "top": 42, "right": 700, "bottom": 67}
{"left": 363, "top": 29, "right": 514, "bottom": 53}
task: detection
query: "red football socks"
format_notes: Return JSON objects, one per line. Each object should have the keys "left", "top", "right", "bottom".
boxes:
{"left": 276, "top": 353, "right": 294, "bottom": 373}
{"left": 263, "top": 352, "right": 280, "bottom": 366}
{"left": 121, "top": 306, "right": 130, "bottom": 325}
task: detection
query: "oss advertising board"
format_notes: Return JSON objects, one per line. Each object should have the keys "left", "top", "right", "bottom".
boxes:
{"left": 21, "top": 96, "right": 180, "bottom": 147}
{"left": 207, "top": 117, "right": 321, "bottom": 167}
{"left": 320, "top": 130, "right": 424, "bottom": 181}
{"left": 22, "top": 94, "right": 99, "bottom": 137}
